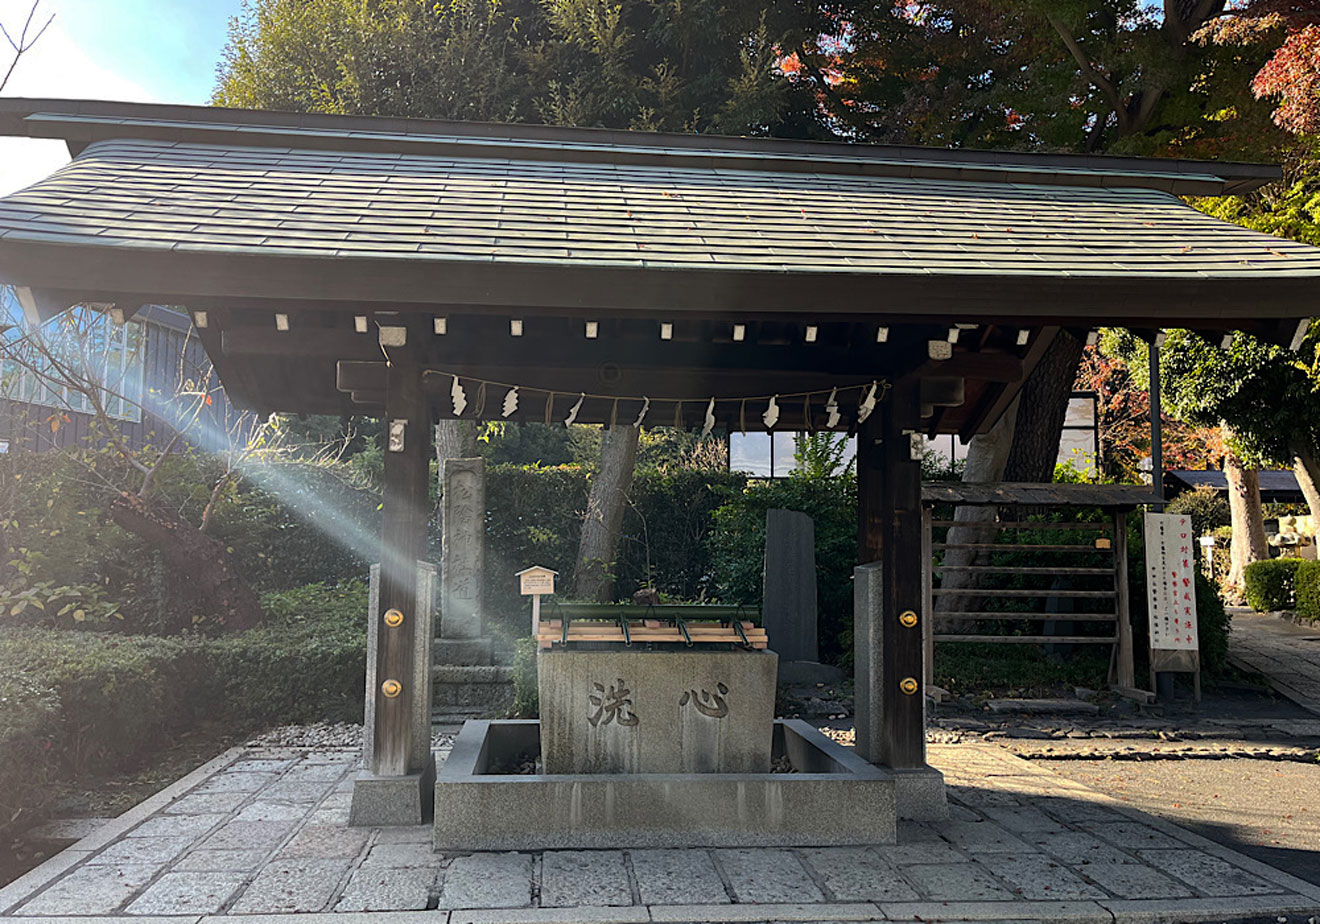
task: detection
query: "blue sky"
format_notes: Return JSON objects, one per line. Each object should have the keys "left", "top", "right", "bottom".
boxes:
{"left": 1, "top": 0, "right": 244, "bottom": 193}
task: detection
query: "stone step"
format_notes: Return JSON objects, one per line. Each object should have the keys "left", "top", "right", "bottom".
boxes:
{"left": 433, "top": 637, "right": 494, "bottom": 666}
{"left": 433, "top": 664, "right": 515, "bottom": 712}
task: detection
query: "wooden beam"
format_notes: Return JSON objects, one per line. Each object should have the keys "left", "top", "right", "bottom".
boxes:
{"left": 223, "top": 327, "right": 380, "bottom": 359}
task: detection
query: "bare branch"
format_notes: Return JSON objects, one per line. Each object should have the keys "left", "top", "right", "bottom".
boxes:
{"left": 0, "top": 1, "right": 54, "bottom": 92}
{"left": 1048, "top": 14, "right": 1129, "bottom": 135}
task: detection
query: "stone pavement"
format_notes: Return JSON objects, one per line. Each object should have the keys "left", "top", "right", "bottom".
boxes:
{"left": 2, "top": 742, "right": 1318, "bottom": 923}
{"left": 1228, "top": 607, "right": 1320, "bottom": 716}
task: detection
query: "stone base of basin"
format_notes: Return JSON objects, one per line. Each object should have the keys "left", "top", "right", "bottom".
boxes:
{"left": 433, "top": 719, "right": 909, "bottom": 850}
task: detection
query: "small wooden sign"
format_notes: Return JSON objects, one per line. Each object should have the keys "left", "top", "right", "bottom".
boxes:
{"left": 517, "top": 566, "right": 557, "bottom": 596}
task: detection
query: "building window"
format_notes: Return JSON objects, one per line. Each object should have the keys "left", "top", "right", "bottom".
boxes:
{"left": 1, "top": 310, "right": 145, "bottom": 423}
{"left": 730, "top": 432, "right": 857, "bottom": 478}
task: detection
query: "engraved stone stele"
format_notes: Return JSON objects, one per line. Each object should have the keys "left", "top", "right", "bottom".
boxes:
{"left": 537, "top": 648, "right": 778, "bottom": 774}
{"left": 441, "top": 458, "right": 485, "bottom": 639}
{"left": 762, "top": 509, "right": 818, "bottom": 664}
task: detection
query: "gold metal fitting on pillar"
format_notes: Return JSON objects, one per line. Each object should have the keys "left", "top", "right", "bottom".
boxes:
{"left": 383, "top": 608, "right": 404, "bottom": 628}
{"left": 381, "top": 679, "right": 403, "bottom": 699}
{"left": 899, "top": 677, "right": 919, "bottom": 695}
{"left": 899, "top": 610, "right": 918, "bottom": 628}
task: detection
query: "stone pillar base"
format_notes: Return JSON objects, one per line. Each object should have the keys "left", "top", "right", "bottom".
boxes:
{"left": 348, "top": 754, "right": 436, "bottom": 827}
{"left": 894, "top": 765, "right": 948, "bottom": 821}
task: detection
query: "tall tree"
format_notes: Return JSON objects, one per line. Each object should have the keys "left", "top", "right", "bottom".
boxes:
{"left": 1106, "top": 326, "right": 1320, "bottom": 596}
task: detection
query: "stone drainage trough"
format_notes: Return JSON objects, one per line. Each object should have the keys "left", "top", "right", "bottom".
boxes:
{"left": 433, "top": 718, "right": 896, "bottom": 850}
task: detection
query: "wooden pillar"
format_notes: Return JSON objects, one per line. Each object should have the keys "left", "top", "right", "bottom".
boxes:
{"left": 372, "top": 328, "right": 431, "bottom": 778}
{"left": 1112, "top": 509, "right": 1136, "bottom": 691}
{"left": 856, "top": 379, "right": 925, "bottom": 769}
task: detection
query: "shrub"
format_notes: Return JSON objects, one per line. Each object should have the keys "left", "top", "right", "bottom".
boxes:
{"left": 0, "top": 581, "right": 368, "bottom": 842}
{"left": 1243, "top": 558, "right": 1303, "bottom": 612}
{"left": 1296, "top": 561, "right": 1320, "bottom": 622}
{"left": 1166, "top": 489, "right": 1232, "bottom": 546}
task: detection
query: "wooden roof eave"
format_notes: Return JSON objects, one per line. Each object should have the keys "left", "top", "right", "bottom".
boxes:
{"left": 0, "top": 239, "right": 1316, "bottom": 328}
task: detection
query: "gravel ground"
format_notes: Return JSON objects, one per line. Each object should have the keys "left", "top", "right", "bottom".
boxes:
{"left": 244, "top": 722, "right": 456, "bottom": 750}
{"left": 1044, "top": 757, "right": 1320, "bottom": 888}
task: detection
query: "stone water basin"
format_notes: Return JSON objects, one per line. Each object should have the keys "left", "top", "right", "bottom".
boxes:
{"left": 432, "top": 718, "right": 896, "bottom": 850}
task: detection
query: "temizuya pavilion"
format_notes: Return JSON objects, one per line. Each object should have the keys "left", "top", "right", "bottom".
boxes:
{"left": 1, "top": 98, "right": 1317, "bottom": 834}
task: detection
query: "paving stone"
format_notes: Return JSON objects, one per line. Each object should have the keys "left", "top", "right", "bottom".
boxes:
{"left": 979, "top": 806, "right": 1067, "bottom": 834}
{"left": 162, "top": 791, "right": 249, "bottom": 815}
{"left": 283, "top": 762, "right": 349, "bottom": 782}
{"left": 195, "top": 771, "right": 279, "bottom": 794}
{"left": 228, "top": 857, "right": 352, "bottom": 913}
{"left": 86, "top": 835, "right": 194, "bottom": 866}
{"left": 540, "top": 850, "right": 633, "bottom": 907}
{"left": 1073, "top": 858, "right": 1193, "bottom": 899}
{"left": 976, "top": 853, "right": 1106, "bottom": 901}
{"left": 714, "top": 848, "right": 823, "bottom": 904}
{"left": 174, "top": 848, "right": 269, "bottom": 872}
{"left": 874, "top": 839, "right": 968, "bottom": 865}
{"left": 899, "top": 862, "right": 1015, "bottom": 901}
{"left": 262, "top": 779, "right": 337, "bottom": 803}
{"left": 124, "top": 870, "right": 247, "bottom": 915}
{"left": 335, "top": 865, "right": 437, "bottom": 912}
{"left": 1088, "top": 821, "right": 1190, "bottom": 851}
{"left": 435, "top": 852, "right": 534, "bottom": 909}
{"left": 374, "top": 825, "right": 433, "bottom": 844}
{"left": 16, "top": 862, "right": 159, "bottom": 915}
{"left": 946, "top": 803, "right": 984, "bottom": 822}
{"left": 199, "top": 819, "right": 297, "bottom": 852}
{"left": 307, "top": 804, "right": 351, "bottom": 827}
{"left": 125, "top": 812, "right": 227, "bottom": 840}
{"left": 1027, "top": 830, "right": 1134, "bottom": 866}
{"left": 235, "top": 800, "right": 312, "bottom": 823}
{"left": 801, "top": 847, "right": 920, "bottom": 902}
{"left": 227, "top": 757, "right": 298, "bottom": 773}
{"left": 358, "top": 840, "right": 437, "bottom": 868}
{"left": 1035, "top": 798, "right": 1126, "bottom": 825}
{"left": 275, "top": 823, "right": 369, "bottom": 861}
{"left": 629, "top": 849, "right": 729, "bottom": 905}
{"left": 929, "top": 819, "right": 1033, "bottom": 854}
{"left": 1136, "top": 849, "right": 1285, "bottom": 896}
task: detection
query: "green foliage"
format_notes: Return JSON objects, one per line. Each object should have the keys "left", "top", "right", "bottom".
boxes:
{"left": 707, "top": 473, "right": 855, "bottom": 665}
{"left": 511, "top": 636, "right": 539, "bottom": 718}
{"left": 1295, "top": 560, "right": 1320, "bottom": 622}
{"left": 793, "top": 433, "right": 855, "bottom": 478}
{"left": 0, "top": 580, "right": 366, "bottom": 841}
{"left": 1243, "top": 558, "right": 1303, "bottom": 612}
{"left": 1166, "top": 489, "right": 1233, "bottom": 545}
{"left": 215, "top": 0, "right": 823, "bottom": 137}
{"left": 934, "top": 644, "right": 1111, "bottom": 696}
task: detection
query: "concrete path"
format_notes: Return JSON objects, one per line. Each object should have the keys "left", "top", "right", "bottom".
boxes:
{"left": 1228, "top": 608, "right": 1320, "bottom": 716}
{"left": 2, "top": 743, "right": 1317, "bottom": 923}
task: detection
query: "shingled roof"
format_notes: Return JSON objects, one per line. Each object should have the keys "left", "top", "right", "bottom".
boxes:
{"left": 0, "top": 98, "right": 1315, "bottom": 326}
{"left": 3, "top": 138, "right": 1319, "bottom": 283}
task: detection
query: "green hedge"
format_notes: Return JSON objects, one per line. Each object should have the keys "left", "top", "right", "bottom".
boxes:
{"left": 1243, "top": 558, "right": 1303, "bottom": 612}
{"left": 0, "top": 580, "right": 367, "bottom": 841}
{"left": 1296, "top": 561, "right": 1320, "bottom": 622}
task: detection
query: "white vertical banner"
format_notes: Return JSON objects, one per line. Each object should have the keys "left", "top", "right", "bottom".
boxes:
{"left": 1143, "top": 512, "right": 1199, "bottom": 651}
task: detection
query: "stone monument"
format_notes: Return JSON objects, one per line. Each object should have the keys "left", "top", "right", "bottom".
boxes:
{"left": 441, "top": 458, "right": 485, "bottom": 639}
{"left": 762, "top": 509, "right": 840, "bottom": 683}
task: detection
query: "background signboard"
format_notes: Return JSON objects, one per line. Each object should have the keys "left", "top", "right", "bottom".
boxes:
{"left": 1143, "top": 512, "right": 1199, "bottom": 652}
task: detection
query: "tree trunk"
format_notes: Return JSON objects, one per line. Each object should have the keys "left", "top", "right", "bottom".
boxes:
{"left": 1003, "top": 331, "right": 1086, "bottom": 483}
{"left": 1223, "top": 442, "right": 1267, "bottom": 600}
{"left": 934, "top": 397, "right": 1019, "bottom": 631}
{"left": 1292, "top": 444, "right": 1320, "bottom": 523}
{"left": 434, "top": 419, "right": 478, "bottom": 529}
{"left": 574, "top": 425, "right": 640, "bottom": 602}
{"left": 109, "top": 492, "right": 263, "bottom": 630}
